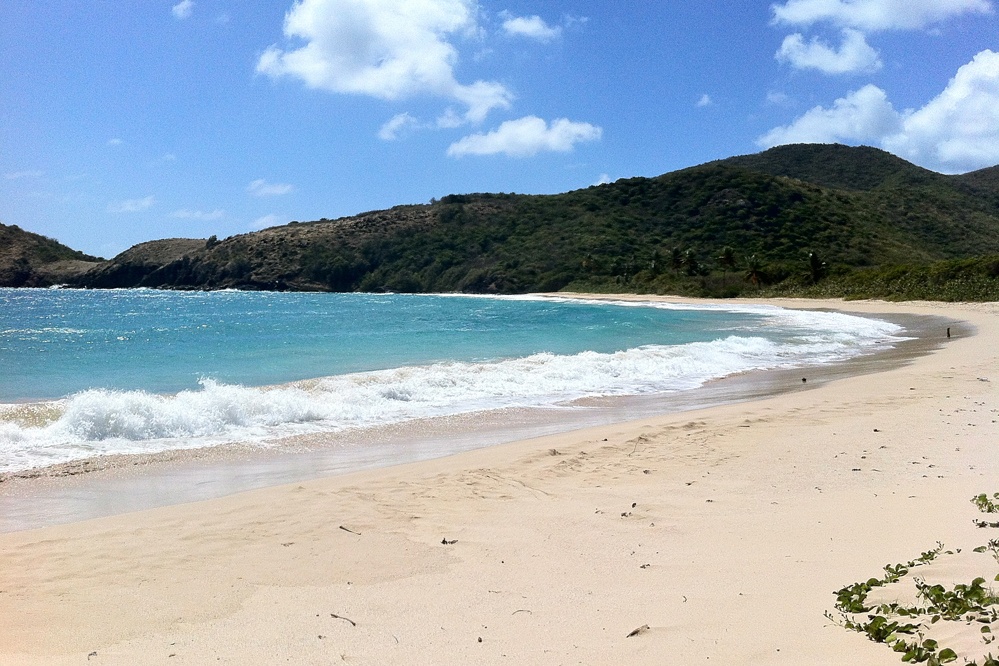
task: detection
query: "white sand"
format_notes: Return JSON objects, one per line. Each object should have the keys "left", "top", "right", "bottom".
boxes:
{"left": 1, "top": 297, "right": 997, "bottom": 665}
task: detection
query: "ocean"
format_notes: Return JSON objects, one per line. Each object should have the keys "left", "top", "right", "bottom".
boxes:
{"left": 0, "top": 289, "right": 906, "bottom": 475}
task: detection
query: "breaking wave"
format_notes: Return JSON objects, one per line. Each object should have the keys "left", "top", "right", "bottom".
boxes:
{"left": 0, "top": 306, "right": 903, "bottom": 474}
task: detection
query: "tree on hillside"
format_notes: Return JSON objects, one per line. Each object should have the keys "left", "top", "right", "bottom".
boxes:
{"left": 808, "top": 251, "right": 827, "bottom": 284}
{"left": 670, "top": 247, "right": 684, "bottom": 276}
{"left": 745, "top": 254, "right": 762, "bottom": 287}
{"left": 684, "top": 249, "right": 700, "bottom": 276}
{"left": 718, "top": 246, "right": 737, "bottom": 285}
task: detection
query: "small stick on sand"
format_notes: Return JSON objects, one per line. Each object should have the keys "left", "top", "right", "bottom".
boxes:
{"left": 339, "top": 525, "right": 360, "bottom": 535}
{"left": 331, "top": 613, "right": 357, "bottom": 627}
{"left": 626, "top": 624, "right": 650, "bottom": 638}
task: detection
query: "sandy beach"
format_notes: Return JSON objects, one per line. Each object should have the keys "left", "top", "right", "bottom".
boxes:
{"left": 1, "top": 296, "right": 997, "bottom": 665}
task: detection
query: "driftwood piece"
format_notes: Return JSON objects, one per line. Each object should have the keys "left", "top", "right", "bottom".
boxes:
{"left": 331, "top": 613, "right": 357, "bottom": 627}
{"left": 626, "top": 624, "right": 650, "bottom": 638}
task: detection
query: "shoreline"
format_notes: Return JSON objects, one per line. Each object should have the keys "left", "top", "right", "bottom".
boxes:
{"left": 0, "top": 299, "right": 955, "bottom": 532}
{"left": 1, "top": 296, "right": 997, "bottom": 665}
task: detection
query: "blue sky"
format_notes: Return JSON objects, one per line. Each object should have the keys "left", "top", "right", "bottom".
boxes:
{"left": 2, "top": 0, "right": 998, "bottom": 257}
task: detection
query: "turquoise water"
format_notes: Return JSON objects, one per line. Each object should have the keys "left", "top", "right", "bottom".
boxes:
{"left": 2, "top": 289, "right": 763, "bottom": 400}
{"left": 0, "top": 289, "right": 904, "bottom": 473}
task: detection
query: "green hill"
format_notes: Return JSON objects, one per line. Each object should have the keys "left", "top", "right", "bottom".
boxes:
{"left": 6, "top": 144, "right": 999, "bottom": 299}
{"left": 717, "top": 144, "right": 946, "bottom": 191}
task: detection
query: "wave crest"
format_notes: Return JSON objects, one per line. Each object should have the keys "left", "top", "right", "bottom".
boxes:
{"left": 0, "top": 319, "right": 901, "bottom": 474}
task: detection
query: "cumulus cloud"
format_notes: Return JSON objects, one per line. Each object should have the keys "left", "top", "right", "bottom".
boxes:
{"left": 501, "top": 13, "right": 561, "bottom": 42}
{"left": 771, "top": 0, "right": 992, "bottom": 31}
{"left": 247, "top": 179, "right": 294, "bottom": 197}
{"left": 378, "top": 112, "right": 420, "bottom": 140}
{"left": 759, "top": 50, "right": 999, "bottom": 172}
{"left": 758, "top": 84, "right": 900, "bottom": 146}
{"left": 450, "top": 80, "right": 514, "bottom": 124}
{"left": 447, "top": 116, "right": 602, "bottom": 158}
{"left": 777, "top": 28, "right": 882, "bottom": 74}
{"left": 171, "top": 208, "right": 225, "bottom": 221}
{"left": 172, "top": 0, "right": 195, "bottom": 20}
{"left": 108, "top": 196, "right": 155, "bottom": 213}
{"left": 772, "top": 0, "right": 990, "bottom": 78}
{"left": 257, "top": 0, "right": 512, "bottom": 124}
{"left": 696, "top": 94, "right": 713, "bottom": 107}
{"left": 593, "top": 173, "right": 612, "bottom": 186}
{"left": 884, "top": 50, "right": 999, "bottom": 171}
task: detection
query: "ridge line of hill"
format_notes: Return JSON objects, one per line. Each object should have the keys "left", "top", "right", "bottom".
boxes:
{"left": 3, "top": 143, "right": 999, "bottom": 300}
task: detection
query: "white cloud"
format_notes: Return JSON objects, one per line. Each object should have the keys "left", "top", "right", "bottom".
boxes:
{"left": 772, "top": 0, "right": 992, "bottom": 31}
{"left": 378, "top": 112, "right": 420, "bottom": 140}
{"left": 107, "top": 138, "right": 123, "bottom": 146}
{"left": 4, "top": 170, "right": 43, "bottom": 180}
{"left": 696, "top": 94, "right": 713, "bottom": 107}
{"left": 253, "top": 214, "right": 283, "bottom": 229}
{"left": 436, "top": 108, "right": 464, "bottom": 129}
{"left": 257, "top": 0, "right": 512, "bottom": 124}
{"left": 593, "top": 173, "right": 612, "bottom": 186}
{"left": 108, "top": 196, "right": 156, "bottom": 213}
{"left": 451, "top": 80, "right": 514, "bottom": 124}
{"left": 501, "top": 13, "right": 561, "bottom": 42}
{"left": 172, "top": 0, "right": 195, "bottom": 20}
{"left": 758, "top": 84, "right": 900, "bottom": 146}
{"left": 766, "top": 91, "right": 794, "bottom": 106}
{"left": 171, "top": 208, "right": 226, "bottom": 221}
{"left": 247, "top": 179, "right": 294, "bottom": 197}
{"left": 884, "top": 50, "right": 999, "bottom": 172}
{"left": 447, "top": 116, "right": 602, "bottom": 158}
{"left": 777, "top": 28, "right": 882, "bottom": 74}
{"left": 759, "top": 50, "right": 999, "bottom": 172}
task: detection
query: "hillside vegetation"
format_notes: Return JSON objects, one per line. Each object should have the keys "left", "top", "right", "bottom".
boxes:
{"left": 5, "top": 144, "right": 999, "bottom": 300}
{"left": 0, "top": 223, "right": 102, "bottom": 287}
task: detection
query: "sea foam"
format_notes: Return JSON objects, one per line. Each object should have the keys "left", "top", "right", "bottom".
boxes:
{"left": 0, "top": 302, "right": 904, "bottom": 474}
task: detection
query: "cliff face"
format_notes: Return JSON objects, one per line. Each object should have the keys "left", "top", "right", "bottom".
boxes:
{"left": 77, "top": 239, "right": 216, "bottom": 289}
{"left": 5, "top": 144, "right": 999, "bottom": 295}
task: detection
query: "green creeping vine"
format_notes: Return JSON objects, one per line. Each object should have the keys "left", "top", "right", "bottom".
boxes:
{"left": 831, "top": 544, "right": 945, "bottom": 615}
{"left": 912, "top": 577, "right": 999, "bottom": 624}
{"left": 973, "top": 494, "right": 999, "bottom": 515}
{"left": 827, "top": 495, "right": 999, "bottom": 665}
{"left": 974, "top": 540, "right": 999, "bottom": 564}
{"left": 974, "top": 494, "right": 999, "bottom": 529}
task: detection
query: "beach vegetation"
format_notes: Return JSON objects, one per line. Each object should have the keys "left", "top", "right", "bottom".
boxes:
{"left": 828, "top": 496, "right": 999, "bottom": 665}
{"left": 974, "top": 493, "right": 999, "bottom": 514}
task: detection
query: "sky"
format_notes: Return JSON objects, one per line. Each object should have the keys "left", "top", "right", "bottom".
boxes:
{"left": 2, "top": 0, "right": 998, "bottom": 258}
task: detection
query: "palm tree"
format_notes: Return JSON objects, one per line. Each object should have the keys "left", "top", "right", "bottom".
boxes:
{"left": 718, "top": 246, "right": 736, "bottom": 285}
{"left": 745, "top": 254, "right": 762, "bottom": 288}
{"left": 683, "top": 249, "right": 700, "bottom": 276}
{"left": 670, "top": 247, "right": 684, "bottom": 276}
{"left": 649, "top": 249, "right": 662, "bottom": 276}
{"left": 808, "top": 251, "right": 827, "bottom": 285}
